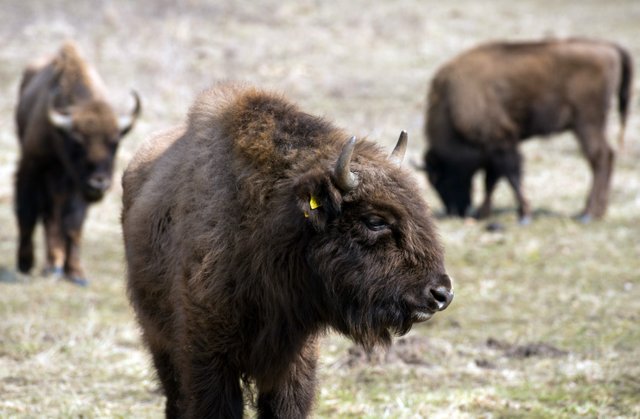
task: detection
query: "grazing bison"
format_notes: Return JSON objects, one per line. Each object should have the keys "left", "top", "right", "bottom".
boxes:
{"left": 15, "top": 41, "right": 140, "bottom": 285}
{"left": 424, "top": 38, "right": 633, "bottom": 223}
{"left": 122, "top": 83, "right": 453, "bottom": 418}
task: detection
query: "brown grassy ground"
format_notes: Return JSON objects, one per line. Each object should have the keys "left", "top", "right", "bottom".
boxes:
{"left": 1, "top": 0, "right": 639, "bottom": 417}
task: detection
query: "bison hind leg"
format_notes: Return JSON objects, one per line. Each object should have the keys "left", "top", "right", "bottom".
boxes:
{"left": 576, "top": 127, "right": 614, "bottom": 220}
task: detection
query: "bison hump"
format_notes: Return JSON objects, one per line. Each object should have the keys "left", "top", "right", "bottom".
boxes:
{"left": 189, "top": 83, "right": 342, "bottom": 177}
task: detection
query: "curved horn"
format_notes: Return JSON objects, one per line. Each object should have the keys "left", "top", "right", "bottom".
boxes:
{"left": 334, "top": 136, "right": 358, "bottom": 192}
{"left": 47, "top": 95, "right": 73, "bottom": 131}
{"left": 389, "top": 130, "right": 408, "bottom": 166}
{"left": 117, "top": 90, "right": 141, "bottom": 133}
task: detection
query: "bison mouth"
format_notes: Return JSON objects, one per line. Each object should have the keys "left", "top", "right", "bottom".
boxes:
{"left": 404, "top": 281, "right": 454, "bottom": 324}
{"left": 83, "top": 187, "right": 106, "bottom": 202}
{"left": 335, "top": 285, "right": 453, "bottom": 347}
{"left": 411, "top": 310, "right": 435, "bottom": 323}
{"left": 334, "top": 301, "right": 416, "bottom": 347}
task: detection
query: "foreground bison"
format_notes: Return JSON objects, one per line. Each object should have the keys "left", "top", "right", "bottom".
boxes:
{"left": 424, "top": 38, "right": 632, "bottom": 223}
{"left": 15, "top": 41, "right": 140, "bottom": 285}
{"left": 122, "top": 83, "right": 453, "bottom": 418}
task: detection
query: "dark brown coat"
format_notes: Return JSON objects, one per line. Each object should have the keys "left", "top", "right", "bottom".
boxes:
{"left": 15, "top": 41, "right": 140, "bottom": 285}
{"left": 424, "top": 38, "right": 633, "bottom": 223}
{"left": 122, "top": 83, "right": 453, "bottom": 418}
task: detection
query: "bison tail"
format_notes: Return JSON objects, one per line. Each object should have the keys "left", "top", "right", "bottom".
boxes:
{"left": 615, "top": 44, "right": 633, "bottom": 149}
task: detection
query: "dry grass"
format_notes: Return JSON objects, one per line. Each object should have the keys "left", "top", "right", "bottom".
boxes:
{"left": 1, "top": 0, "right": 639, "bottom": 417}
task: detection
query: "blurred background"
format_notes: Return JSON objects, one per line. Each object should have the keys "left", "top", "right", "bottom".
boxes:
{"left": 0, "top": 0, "right": 639, "bottom": 417}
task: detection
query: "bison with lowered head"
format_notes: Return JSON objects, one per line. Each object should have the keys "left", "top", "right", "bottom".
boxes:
{"left": 122, "top": 83, "right": 453, "bottom": 418}
{"left": 424, "top": 38, "right": 632, "bottom": 223}
{"left": 15, "top": 41, "right": 140, "bottom": 285}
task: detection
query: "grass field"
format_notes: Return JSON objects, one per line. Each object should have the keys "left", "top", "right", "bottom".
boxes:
{"left": 1, "top": 1, "right": 639, "bottom": 417}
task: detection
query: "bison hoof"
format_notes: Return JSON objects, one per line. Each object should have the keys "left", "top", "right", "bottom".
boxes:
{"left": 474, "top": 208, "right": 491, "bottom": 220}
{"left": 43, "top": 266, "right": 65, "bottom": 278}
{"left": 518, "top": 215, "right": 532, "bottom": 226}
{"left": 577, "top": 213, "right": 593, "bottom": 224}
{"left": 485, "top": 221, "right": 505, "bottom": 232}
{"left": 17, "top": 257, "right": 34, "bottom": 274}
{"left": 66, "top": 276, "right": 89, "bottom": 287}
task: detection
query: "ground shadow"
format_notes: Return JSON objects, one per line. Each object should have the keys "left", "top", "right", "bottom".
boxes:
{"left": 0, "top": 266, "right": 25, "bottom": 283}
{"left": 433, "top": 206, "right": 568, "bottom": 222}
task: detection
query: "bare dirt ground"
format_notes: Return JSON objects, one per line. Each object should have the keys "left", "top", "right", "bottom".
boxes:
{"left": 0, "top": 1, "right": 639, "bottom": 417}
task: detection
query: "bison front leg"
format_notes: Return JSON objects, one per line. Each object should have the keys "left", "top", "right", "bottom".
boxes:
{"left": 42, "top": 193, "right": 67, "bottom": 279}
{"left": 15, "top": 161, "right": 40, "bottom": 274}
{"left": 576, "top": 126, "right": 614, "bottom": 222}
{"left": 257, "top": 340, "right": 318, "bottom": 419}
{"left": 182, "top": 354, "right": 244, "bottom": 419}
{"left": 484, "top": 149, "right": 531, "bottom": 224}
{"left": 476, "top": 164, "right": 500, "bottom": 219}
{"left": 62, "top": 197, "right": 89, "bottom": 286}
{"left": 501, "top": 150, "right": 531, "bottom": 224}
{"left": 149, "top": 349, "right": 180, "bottom": 419}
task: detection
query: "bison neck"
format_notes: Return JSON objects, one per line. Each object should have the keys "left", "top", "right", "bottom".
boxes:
{"left": 187, "top": 215, "right": 325, "bottom": 390}
{"left": 237, "top": 243, "right": 325, "bottom": 389}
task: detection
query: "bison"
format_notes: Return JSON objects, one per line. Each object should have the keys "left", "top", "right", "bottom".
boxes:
{"left": 15, "top": 41, "right": 140, "bottom": 285}
{"left": 423, "top": 38, "right": 633, "bottom": 223}
{"left": 122, "top": 83, "right": 453, "bottom": 418}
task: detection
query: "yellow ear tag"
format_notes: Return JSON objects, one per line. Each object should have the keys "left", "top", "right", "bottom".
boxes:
{"left": 309, "top": 195, "right": 321, "bottom": 210}
{"left": 304, "top": 195, "right": 321, "bottom": 218}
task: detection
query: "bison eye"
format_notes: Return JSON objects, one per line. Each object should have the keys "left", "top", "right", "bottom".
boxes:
{"left": 363, "top": 215, "right": 389, "bottom": 232}
{"left": 59, "top": 129, "right": 84, "bottom": 144}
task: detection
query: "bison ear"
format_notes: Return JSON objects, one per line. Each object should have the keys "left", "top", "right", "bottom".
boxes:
{"left": 294, "top": 170, "right": 342, "bottom": 231}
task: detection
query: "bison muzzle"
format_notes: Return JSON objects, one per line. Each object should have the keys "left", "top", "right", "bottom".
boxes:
{"left": 122, "top": 83, "right": 453, "bottom": 418}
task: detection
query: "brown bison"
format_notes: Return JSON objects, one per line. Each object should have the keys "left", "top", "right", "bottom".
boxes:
{"left": 122, "top": 83, "right": 453, "bottom": 418}
{"left": 15, "top": 41, "right": 140, "bottom": 285}
{"left": 424, "top": 38, "right": 633, "bottom": 223}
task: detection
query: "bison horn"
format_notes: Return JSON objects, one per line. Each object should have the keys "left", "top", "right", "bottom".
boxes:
{"left": 334, "top": 136, "right": 359, "bottom": 192}
{"left": 389, "top": 130, "right": 408, "bottom": 166}
{"left": 47, "top": 95, "right": 73, "bottom": 132}
{"left": 117, "top": 90, "right": 142, "bottom": 133}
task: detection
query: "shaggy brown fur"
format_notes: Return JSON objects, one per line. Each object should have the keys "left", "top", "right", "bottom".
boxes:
{"left": 122, "top": 82, "right": 453, "bottom": 418}
{"left": 15, "top": 41, "right": 140, "bottom": 285}
{"left": 424, "top": 38, "right": 633, "bottom": 223}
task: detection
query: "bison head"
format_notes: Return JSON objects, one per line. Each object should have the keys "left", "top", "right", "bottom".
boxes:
{"left": 48, "top": 91, "right": 141, "bottom": 202}
{"left": 424, "top": 149, "right": 474, "bottom": 217}
{"left": 294, "top": 132, "right": 453, "bottom": 347}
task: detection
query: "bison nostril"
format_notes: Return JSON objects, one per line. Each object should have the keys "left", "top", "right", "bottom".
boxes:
{"left": 430, "top": 286, "right": 454, "bottom": 311}
{"left": 88, "top": 176, "right": 110, "bottom": 191}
